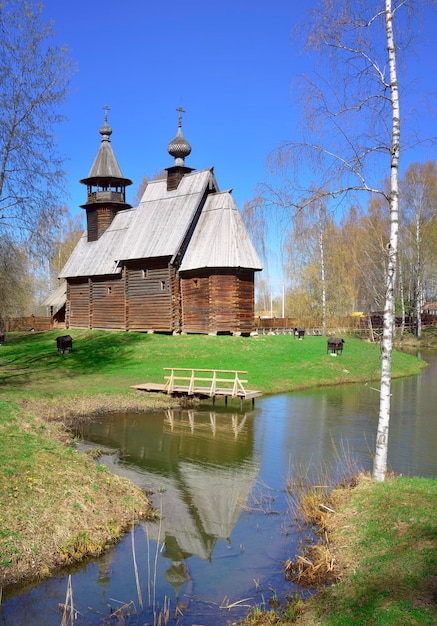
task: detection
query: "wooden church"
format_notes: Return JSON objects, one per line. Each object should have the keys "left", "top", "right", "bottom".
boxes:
{"left": 59, "top": 109, "right": 262, "bottom": 334}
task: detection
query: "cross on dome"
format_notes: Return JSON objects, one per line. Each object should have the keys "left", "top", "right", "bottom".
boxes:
{"left": 168, "top": 106, "right": 191, "bottom": 165}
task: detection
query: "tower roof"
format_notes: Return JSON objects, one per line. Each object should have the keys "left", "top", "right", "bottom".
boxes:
{"left": 80, "top": 108, "right": 132, "bottom": 187}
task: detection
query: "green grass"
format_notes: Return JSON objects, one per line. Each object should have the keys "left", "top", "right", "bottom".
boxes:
{"left": 293, "top": 475, "right": 437, "bottom": 626}
{"left": 0, "top": 329, "right": 430, "bottom": 598}
{"left": 0, "top": 329, "right": 426, "bottom": 402}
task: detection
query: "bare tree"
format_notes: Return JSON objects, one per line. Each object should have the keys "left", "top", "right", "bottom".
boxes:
{"left": 49, "top": 209, "right": 84, "bottom": 288}
{"left": 131, "top": 170, "right": 167, "bottom": 206}
{"left": 288, "top": 193, "right": 330, "bottom": 333}
{"left": 0, "top": 236, "right": 32, "bottom": 321}
{"left": 401, "top": 161, "right": 437, "bottom": 338}
{"left": 0, "top": 0, "right": 74, "bottom": 253}
{"left": 263, "top": 0, "right": 430, "bottom": 481}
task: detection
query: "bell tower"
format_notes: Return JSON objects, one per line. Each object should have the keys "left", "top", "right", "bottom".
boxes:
{"left": 80, "top": 107, "right": 132, "bottom": 241}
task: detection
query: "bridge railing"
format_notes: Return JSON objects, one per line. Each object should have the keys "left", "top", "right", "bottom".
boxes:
{"left": 163, "top": 367, "right": 248, "bottom": 398}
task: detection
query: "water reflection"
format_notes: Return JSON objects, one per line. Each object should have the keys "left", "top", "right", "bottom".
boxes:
{"left": 73, "top": 408, "right": 269, "bottom": 621}
{"left": 2, "top": 352, "right": 436, "bottom": 625}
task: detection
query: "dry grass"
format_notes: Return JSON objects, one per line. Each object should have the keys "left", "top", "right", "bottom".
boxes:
{"left": 288, "top": 474, "right": 437, "bottom": 625}
{"left": 284, "top": 468, "right": 364, "bottom": 590}
{"left": 18, "top": 392, "right": 179, "bottom": 426}
{"left": 284, "top": 491, "right": 340, "bottom": 588}
{"left": 285, "top": 542, "right": 337, "bottom": 587}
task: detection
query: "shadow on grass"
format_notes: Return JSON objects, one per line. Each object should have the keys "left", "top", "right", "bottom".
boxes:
{"left": 0, "top": 331, "right": 153, "bottom": 389}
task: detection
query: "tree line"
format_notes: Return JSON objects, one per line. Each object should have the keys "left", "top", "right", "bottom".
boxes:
{"left": 249, "top": 160, "right": 437, "bottom": 338}
{"left": 0, "top": 0, "right": 78, "bottom": 320}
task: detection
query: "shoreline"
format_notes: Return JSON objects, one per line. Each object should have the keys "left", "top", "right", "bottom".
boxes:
{"left": 0, "top": 394, "right": 176, "bottom": 594}
{"left": 1, "top": 333, "right": 434, "bottom": 597}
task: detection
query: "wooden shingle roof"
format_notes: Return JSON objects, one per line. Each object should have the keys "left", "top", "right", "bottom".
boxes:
{"left": 59, "top": 168, "right": 262, "bottom": 279}
{"left": 80, "top": 120, "right": 132, "bottom": 187}
{"left": 179, "top": 191, "right": 262, "bottom": 271}
{"left": 42, "top": 281, "right": 66, "bottom": 308}
{"left": 120, "top": 169, "right": 214, "bottom": 261}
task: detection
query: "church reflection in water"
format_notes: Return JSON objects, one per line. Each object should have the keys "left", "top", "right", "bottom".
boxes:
{"left": 77, "top": 408, "right": 260, "bottom": 599}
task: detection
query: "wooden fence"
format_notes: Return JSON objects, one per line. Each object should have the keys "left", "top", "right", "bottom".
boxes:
{"left": 254, "top": 316, "right": 363, "bottom": 334}
{"left": 254, "top": 314, "right": 437, "bottom": 334}
{"left": 3, "top": 316, "right": 53, "bottom": 332}
{"left": 3, "top": 313, "right": 435, "bottom": 335}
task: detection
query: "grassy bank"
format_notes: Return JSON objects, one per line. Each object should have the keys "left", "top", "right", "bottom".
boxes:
{"left": 285, "top": 475, "right": 437, "bottom": 626}
{"left": 0, "top": 330, "right": 429, "bottom": 595}
{"left": 0, "top": 329, "right": 427, "bottom": 403}
{"left": 0, "top": 400, "right": 154, "bottom": 591}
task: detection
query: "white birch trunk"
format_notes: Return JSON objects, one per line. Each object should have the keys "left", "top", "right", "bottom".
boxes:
{"left": 399, "top": 259, "right": 405, "bottom": 340}
{"left": 372, "top": 0, "right": 401, "bottom": 482}
{"left": 415, "top": 213, "right": 422, "bottom": 339}
{"left": 318, "top": 216, "right": 327, "bottom": 337}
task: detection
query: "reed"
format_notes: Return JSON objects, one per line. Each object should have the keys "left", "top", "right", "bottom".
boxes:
{"left": 60, "top": 575, "right": 74, "bottom": 626}
{"left": 152, "top": 490, "right": 165, "bottom": 623}
{"left": 131, "top": 515, "right": 143, "bottom": 610}
{"left": 132, "top": 488, "right": 171, "bottom": 625}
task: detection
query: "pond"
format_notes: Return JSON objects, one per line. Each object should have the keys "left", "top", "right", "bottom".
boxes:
{"left": 2, "top": 351, "right": 436, "bottom": 625}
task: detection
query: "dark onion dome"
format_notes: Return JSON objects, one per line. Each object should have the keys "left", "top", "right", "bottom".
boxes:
{"left": 99, "top": 119, "right": 112, "bottom": 139}
{"left": 168, "top": 106, "right": 191, "bottom": 166}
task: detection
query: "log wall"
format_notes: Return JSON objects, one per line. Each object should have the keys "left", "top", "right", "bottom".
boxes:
{"left": 180, "top": 273, "right": 210, "bottom": 334}
{"left": 180, "top": 269, "right": 255, "bottom": 334}
{"left": 86, "top": 206, "right": 119, "bottom": 242}
{"left": 91, "top": 276, "right": 125, "bottom": 329}
{"left": 67, "top": 280, "right": 90, "bottom": 328}
{"left": 125, "top": 260, "right": 175, "bottom": 331}
{"left": 65, "top": 266, "right": 256, "bottom": 334}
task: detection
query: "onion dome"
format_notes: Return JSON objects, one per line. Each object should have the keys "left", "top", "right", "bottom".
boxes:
{"left": 99, "top": 117, "right": 112, "bottom": 141}
{"left": 168, "top": 106, "right": 191, "bottom": 166}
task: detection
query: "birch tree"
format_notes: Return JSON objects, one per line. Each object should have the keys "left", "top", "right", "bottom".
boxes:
{"left": 371, "top": 0, "right": 401, "bottom": 481}
{"left": 401, "top": 161, "right": 437, "bottom": 338}
{"left": 286, "top": 194, "right": 330, "bottom": 332}
{"left": 264, "top": 0, "right": 430, "bottom": 481}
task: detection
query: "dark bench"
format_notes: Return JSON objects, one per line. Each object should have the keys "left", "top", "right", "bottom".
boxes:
{"left": 56, "top": 335, "right": 73, "bottom": 353}
{"left": 327, "top": 337, "right": 345, "bottom": 355}
{"left": 294, "top": 327, "right": 305, "bottom": 339}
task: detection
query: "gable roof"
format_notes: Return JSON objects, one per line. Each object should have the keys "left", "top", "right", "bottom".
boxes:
{"left": 179, "top": 191, "right": 262, "bottom": 271}
{"left": 42, "top": 281, "right": 67, "bottom": 308}
{"left": 121, "top": 168, "right": 214, "bottom": 261}
{"left": 59, "top": 167, "right": 262, "bottom": 279}
{"left": 58, "top": 209, "right": 133, "bottom": 278}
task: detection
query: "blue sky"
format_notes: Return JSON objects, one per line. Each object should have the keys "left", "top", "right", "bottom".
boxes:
{"left": 41, "top": 0, "right": 437, "bottom": 292}
{"left": 43, "top": 0, "right": 307, "bottom": 212}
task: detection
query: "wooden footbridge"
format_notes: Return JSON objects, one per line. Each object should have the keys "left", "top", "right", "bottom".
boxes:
{"left": 132, "top": 367, "right": 263, "bottom": 408}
